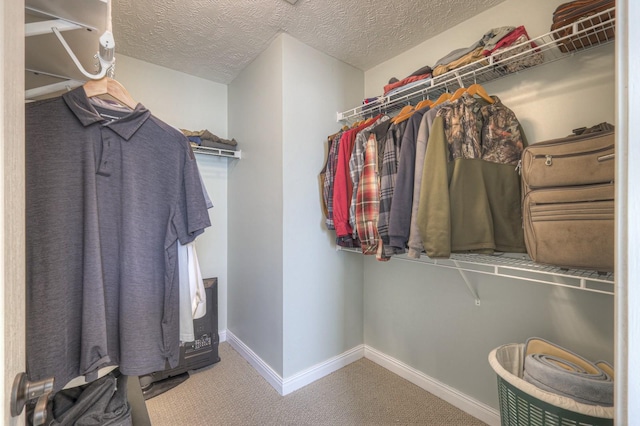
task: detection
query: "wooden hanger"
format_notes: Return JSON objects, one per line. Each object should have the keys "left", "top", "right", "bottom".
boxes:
{"left": 449, "top": 86, "right": 468, "bottom": 102}
{"left": 467, "top": 83, "right": 494, "bottom": 104}
{"left": 433, "top": 92, "right": 451, "bottom": 106}
{"left": 415, "top": 98, "right": 434, "bottom": 110}
{"left": 83, "top": 77, "right": 138, "bottom": 109}
{"left": 392, "top": 105, "right": 415, "bottom": 124}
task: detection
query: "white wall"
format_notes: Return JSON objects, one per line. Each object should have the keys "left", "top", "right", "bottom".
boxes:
{"left": 361, "top": 0, "right": 615, "bottom": 410}
{"left": 115, "top": 54, "right": 230, "bottom": 332}
{"left": 227, "top": 38, "right": 285, "bottom": 375}
{"left": 281, "top": 34, "right": 365, "bottom": 378}
{"left": 227, "top": 34, "right": 366, "bottom": 380}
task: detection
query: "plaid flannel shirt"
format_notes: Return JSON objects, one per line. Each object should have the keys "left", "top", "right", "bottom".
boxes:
{"left": 322, "top": 132, "right": 343, "bottom": 230}
{"left": 349, "top": 116, "right": 389, "bottom": 236}
{"left": 355, "top": 132, "right": 380, "bottom": 255}
{"left": 377, "top": 121, "right": 407, "bottom": 258}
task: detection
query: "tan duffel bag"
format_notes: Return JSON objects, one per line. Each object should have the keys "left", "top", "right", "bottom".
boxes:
{"left": 520, "top": 126, "right": 614, "bottom": 271}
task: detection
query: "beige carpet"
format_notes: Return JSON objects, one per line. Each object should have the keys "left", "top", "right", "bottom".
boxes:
{"left": 145, "top": 342, "right": 488, "bottom": 425}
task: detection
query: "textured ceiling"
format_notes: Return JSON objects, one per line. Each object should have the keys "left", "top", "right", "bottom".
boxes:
{"left": 112, "top": 0, "right": 507, "bottom": 85}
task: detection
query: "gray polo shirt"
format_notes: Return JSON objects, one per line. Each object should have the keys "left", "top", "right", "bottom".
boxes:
{"left": 26, "top": 87, "right": 211, "bottom": 392}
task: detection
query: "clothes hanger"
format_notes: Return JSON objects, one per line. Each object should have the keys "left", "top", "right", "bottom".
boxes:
{"left": 433, "top": 91, "right": 451, "bottom": 106}
{"left": 415, "top": 98, "right": 434, "bottom": 110}
{"left": 83, "top": 77, "right": 138, "bottom": 109}
{"left": 449, "top": 86, "right": 468, "bottom": 102}
{"left": 392, "top": 105, "right": 415, "bottom": 124}
{"left": 467, "top": 83, "right": 494, "bottom": 104}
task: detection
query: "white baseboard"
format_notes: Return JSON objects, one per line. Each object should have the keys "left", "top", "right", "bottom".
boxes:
{"left": 364, "top": 346, "right": 500, "bottom": 426}
{"left": 223, "top": 329, "right": 498, "bottom": 425}
{"left": 226, "top": 330, "right": 284, "bottom": 394}
{"left": 282, "top": 344, "right": 364, "bottom": 395}
{"left": 218, "top": 329, "right": 227, "bottom": 342}
{"left": 225, "top": 330, "right": 364, "bottom": 396}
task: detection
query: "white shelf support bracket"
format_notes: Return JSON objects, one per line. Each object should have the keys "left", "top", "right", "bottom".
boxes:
{"left": 453, "top": 261, "right": 481, "bottom": 306}
{"left": 51, "top": 26, "right": 115, "bottom": 80}
{"left": 453, "top": 71, "right": 464, "bottom": 89}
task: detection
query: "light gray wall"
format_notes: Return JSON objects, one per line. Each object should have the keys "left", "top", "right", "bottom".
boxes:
{"left": 363, "top": 257, "right": 613, "bottom": 409}
{"left": 227, "top": 33, "right": 365, "bottom": 379}
{"left": 228, "top": 37, "right": 285, "bottom": 375}
{"left": 361, "top": 0, "right": 615, "bottom": 410}
{"left": 280, "top": 34, "right": 365, "bottom": 378}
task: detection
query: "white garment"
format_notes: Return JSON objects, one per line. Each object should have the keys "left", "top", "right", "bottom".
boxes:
{"left": 178, "top": 242, "right": 207, "bottom": 342}
{"left": 178, "top": 168, "right": 212, "bottom": 342}
{"left": 188, "top": 243, "right": 207, "bottom": 319}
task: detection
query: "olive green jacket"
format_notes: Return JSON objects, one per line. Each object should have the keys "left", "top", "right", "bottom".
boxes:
{"left": 417, "top": 98, "right": 526, "bottom": 258}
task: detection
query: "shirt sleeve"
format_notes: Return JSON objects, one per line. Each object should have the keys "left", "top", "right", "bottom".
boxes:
{"left": 173, "top": 143, "right": 212, "bottom": 244}
{"left": 417, "top": 116, "right": 451, "bottom": 258}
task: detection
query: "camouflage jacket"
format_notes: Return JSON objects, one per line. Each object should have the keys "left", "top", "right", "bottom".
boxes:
{"left": 436, "top": 94, "right": 525, "bottom": 165}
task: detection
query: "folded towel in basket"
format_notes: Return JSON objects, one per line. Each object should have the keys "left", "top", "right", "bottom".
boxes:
{"left": 523, "top": 337, "right": 613, "bottom": 406}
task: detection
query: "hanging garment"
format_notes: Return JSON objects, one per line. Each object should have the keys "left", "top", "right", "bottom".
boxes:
{"left": 319, "top": 132, "right": 339, "bottom": 222}
{"left": 25, "top": 87, "right": 211, "bottom": 393}
{"left": 355, "top": 133, "right": 382, "bottom": 255}
{"left": 348, "top": 116, "right": 389, "bottom": 236}
{"left": 333, "top": 117, "right": 380, "bottom": 237}
{"left": 417, "top": 95, "right": 526, "bottom": 258}
{"left": 406, "top": 104, "right": 446, "bottom": 259}
{"left": 178, "top": 243, "right": 208, "bottom": 342}
{"left": 377, "top": 120, "right": 407, "bottom": 259}
{"left": 179, "top": 170, "right": 213, "bottom": 342}
{"left": 322, "top": 131, "right": 343, "bottom": 230}
{"left": 387, "top": 106, "right": 429, "bottom": 252}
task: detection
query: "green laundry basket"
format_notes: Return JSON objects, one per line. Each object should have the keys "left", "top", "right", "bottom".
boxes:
{"left": 489, "top": 344, "right": 614, "bottom": 426}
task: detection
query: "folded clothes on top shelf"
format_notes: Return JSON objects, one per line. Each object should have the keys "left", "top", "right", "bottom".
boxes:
{"left": 383, "top": 72, "right": 431, "bottom": 96}
{"left": 182, "top": 129, "right": 239, "bottom": 151}
{"left": 485, "top": 26, "right": 544, "bottom": 73}
{"left": 430, "top": 25, "right": 544, "bottom": 77}
{"left": 433, "top": 26, "right": 515, "bottom": 70}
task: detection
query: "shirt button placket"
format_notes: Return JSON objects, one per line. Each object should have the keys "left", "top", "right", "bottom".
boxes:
{"left": 97, "top": 128, "right": 113, "bottom": 177}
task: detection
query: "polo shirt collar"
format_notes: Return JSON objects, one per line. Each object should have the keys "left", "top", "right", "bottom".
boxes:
{"left": 63, "top": 86, "right": 151, "bottom": 141}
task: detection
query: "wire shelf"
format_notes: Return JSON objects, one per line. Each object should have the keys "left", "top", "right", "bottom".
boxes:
{"left": 337, "top": 7, "right": 615, "bottom": 122}
{"left": 337, "top": 247, "right": 614, "bottom": 296}
{"left": 192, "top": 145, "right": 242, "bottom": 159}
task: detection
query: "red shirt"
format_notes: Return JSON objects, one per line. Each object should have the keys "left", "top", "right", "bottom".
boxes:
{"left": 332, "top": 117, "right": 379, "bottom": 237}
